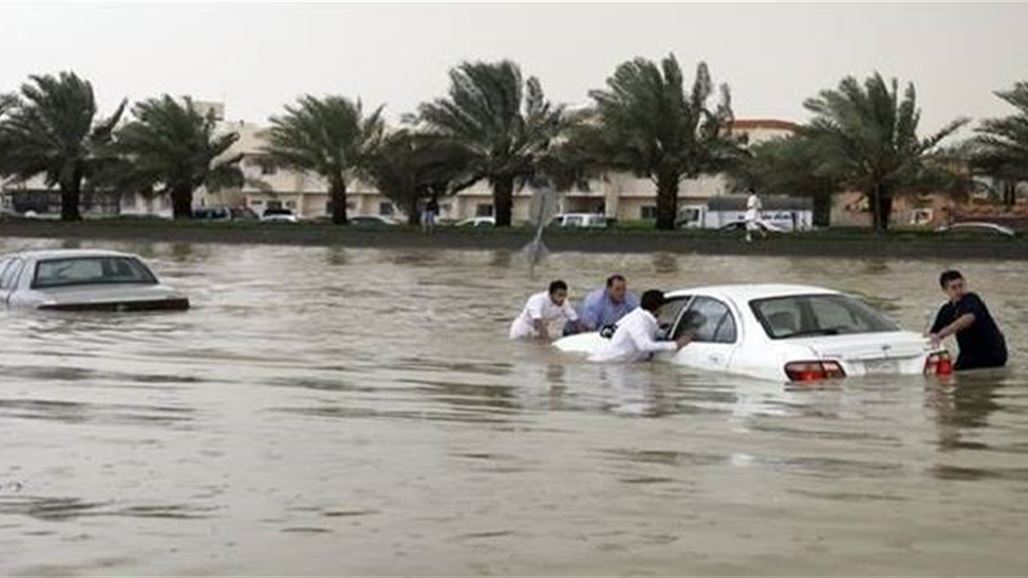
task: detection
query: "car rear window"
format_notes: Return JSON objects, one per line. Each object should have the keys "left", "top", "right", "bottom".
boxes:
{"left": 33, "top": 257, "right": 158, "bottom": 289}
{"left": 750, "top": 294, "right": 899, "bottom": 339}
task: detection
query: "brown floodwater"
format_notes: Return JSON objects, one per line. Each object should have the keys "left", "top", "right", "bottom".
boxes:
{"left": 0, "top": 238, "right": 1026, "bottom": 576}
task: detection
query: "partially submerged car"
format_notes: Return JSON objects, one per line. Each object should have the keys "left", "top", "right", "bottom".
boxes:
{"left": 554, "top": 284, "right": 952, "bottom": 382}
{"left": 0, "top": 250, "right": 189, "bottom": 312}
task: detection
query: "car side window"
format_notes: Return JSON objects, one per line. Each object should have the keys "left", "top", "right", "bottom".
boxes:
{"left": 677, "top": 297, "right": 737, "bottom": 343}
{"left": 656, "top": 296, "right": 690, "bottom": 328}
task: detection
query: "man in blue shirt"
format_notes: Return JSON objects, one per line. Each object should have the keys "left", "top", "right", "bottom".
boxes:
{"left": 578, "top": 274, "right": 640, "bottom": 332}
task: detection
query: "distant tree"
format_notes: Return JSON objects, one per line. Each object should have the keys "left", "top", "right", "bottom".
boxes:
{"left": 731, "top": 135, "right": 841, "bottom": 227}
{"left": 577, "top": 54, "right": 745, "bottom": 229}
{"left": 968, "top": 82, "right": 1028, "bottom": 207}
{"left": 366, "top": 130, "right": 470, "bottom": 225}
{"left": 263, "top": 95, "right": 385, "bottom": 225}
{"left": 803, "top": 73, "right": 967, "bottom": 231}
{"left": 415, "top": 60, "right": 566, "bottom": 227}
{"left": 0, "top": 72, "right": 126, "bottom": 220}
{"left": 108, "top": 95, "right": 243, "bottom": 219}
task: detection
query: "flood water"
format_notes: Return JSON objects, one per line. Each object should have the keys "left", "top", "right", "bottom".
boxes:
{"left": 0, "top": 238, "right": 1026, "bottom": 576}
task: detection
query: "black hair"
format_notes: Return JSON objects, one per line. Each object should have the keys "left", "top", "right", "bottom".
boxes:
{"left": 605, "top": 274, "right": 626, "bottom": 288}
{"left": 939, "top": 270, "right": 963, "bottom": 288}
{"left": 640, "top": 289, "right": 666, "bottom": 312}
{"left": 549, "top": 280, "right": 568, "bottom": 294}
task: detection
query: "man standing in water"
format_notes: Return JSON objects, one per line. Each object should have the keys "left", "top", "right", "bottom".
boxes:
{"left": 510, "top": 280, "right": 579, "bottom": 340}
{"left": 928, "top": 270, "right": 1007, "bottom": 370}
{"left": 577, "top": 274, "right": 639, "bottom": 332}
{"left": 590, "top": 290, "right": 691, "bottom": 362}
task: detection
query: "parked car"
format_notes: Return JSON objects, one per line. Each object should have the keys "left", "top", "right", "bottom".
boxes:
{"left": 193, "top": 207, "right": 232, "bottom": 221}
{"left": 349, "top": 215, "right": 398, "bottom": 227}
{"left": 261, "top": 208, "right": 298, "bottom": 223}
{"left": 0, "top": 250, "right": 189, "bottom": 311}
{"left": 935, "top": 221, "right": 1016, "bottom": 237}
{"left": 455, "top": 217, "right": 496, "bottom": 228}
{"left": 550, "top": 213, "right": 609, "bottom": 229}
{"left": 553, "top": 284, "right": 951, "bottom": 383}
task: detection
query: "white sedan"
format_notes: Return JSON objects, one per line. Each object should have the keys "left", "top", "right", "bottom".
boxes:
{"left": 554, "top": 284, "right": 952, "bottom": 382}
{"left": 0, "top": 249, "right": 189, "bottom": 311}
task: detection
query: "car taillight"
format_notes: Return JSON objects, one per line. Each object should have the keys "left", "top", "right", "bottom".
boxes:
{"left": 784, "top": 361, "right": 846, "bottom": 382}
{"left": 924, "top": 351, "right": 953, "bottom": 376}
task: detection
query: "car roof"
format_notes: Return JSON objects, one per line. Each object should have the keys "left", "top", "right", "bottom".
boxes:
{"left": 2, "top": 249, "right": 138, "bottom": 261}
{"left": 665, "top": 283, "right": 839, "bottom": 303}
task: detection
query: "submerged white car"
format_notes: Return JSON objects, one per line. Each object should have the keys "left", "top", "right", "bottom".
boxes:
{"left": 554, "top": 284, "right": 952, "bottom": 382}
{"left": 0, "top": 250, "right": 189, "bottom": 312}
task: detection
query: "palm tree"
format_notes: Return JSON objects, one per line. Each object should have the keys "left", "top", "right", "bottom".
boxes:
{"left": 803, "top": 73, "right": 967, "bottom": 231}
{"left": 415, "top": 60, "right": 566, "bottom": 227}
{"left": 109, "top": 95, "right": 243, "bottom": 219}
{"left": 367, "top": 130, "right": 469, "bottom": 225}
{"left": 578, "top": 54, "right": 744, "bottom": 230}
{"left": 263, "top": 95, "right": 384, "bottom": 225}
{"left": 969, "top": 82, "right": 1028, "bottom": 207}
{"left": 0, "top": 72, "right": 125, "bottom": 221}
{"left": 731, "top": 135, "right": 842, "bottom": 227}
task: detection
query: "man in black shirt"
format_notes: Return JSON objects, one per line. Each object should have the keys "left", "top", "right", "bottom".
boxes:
{"left": 928, "top": 270, "right": 1007, "bottom": 370}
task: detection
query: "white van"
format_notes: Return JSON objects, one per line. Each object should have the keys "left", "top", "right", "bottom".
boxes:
{"left": 550, "top": 213, "right": 609, "bottom": 229}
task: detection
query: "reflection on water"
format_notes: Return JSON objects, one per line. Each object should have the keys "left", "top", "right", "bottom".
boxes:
{"left": 0, "top": 238, "right": 1026, "bottom": 575}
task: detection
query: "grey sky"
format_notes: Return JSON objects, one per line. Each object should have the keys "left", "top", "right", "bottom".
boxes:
{"left": 1, "top": 2, "right": 1026, "bottom": 134}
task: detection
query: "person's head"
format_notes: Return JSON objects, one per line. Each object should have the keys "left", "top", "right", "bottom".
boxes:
{"left": 605, "top": 274, "right": 628, "bottom": 304}
{"left": 640, "top": 289, "right": 666, "bottom": 313}
{"left": 939, "top": 270, "right": 967, "bottom": 301}
{"left": 747, "top": 187, "right": 757, "bottom": 196}
{"left": 548, "top": 280, "right": 568, "bottom": 305}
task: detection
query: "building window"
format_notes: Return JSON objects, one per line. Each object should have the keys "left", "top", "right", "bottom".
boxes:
{"left": 285, "top": 200, "right": 297, "bottom": 209}
{"left": 121, "top": 193, "right": 136, "bottom": 209}
{"left": 476, "top": 204, "right": 494, "bottom": 217}
{"left": 379, "top": 202, "right": 395, "bottom": 216}
{"left": 250, "top": 199, "right": 264, "bottom": 207}
{"left": 266, "top": 200, "right": 283, "bottom": 210}
{"left": 640, "top": 205, "right": 657, "bottom": 220}
{"left": 260, "top": 162, "right": 277, "bottom": 176}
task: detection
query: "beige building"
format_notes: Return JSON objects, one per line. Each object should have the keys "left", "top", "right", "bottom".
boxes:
{"left": 0, "top": 105, "right": 802, "bottom": 223}
{"left": 220, "top": 116, "right": 800, "bottom": 223}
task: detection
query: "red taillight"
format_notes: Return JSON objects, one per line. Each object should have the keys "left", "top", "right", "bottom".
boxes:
{"left": 784, "top": 360, "right": 846, "bottom": 382}
{"left": 925, "top": 351, "right": 953, "bottom": 376}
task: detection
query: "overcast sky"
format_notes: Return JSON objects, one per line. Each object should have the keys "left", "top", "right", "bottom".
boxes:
{"left": 1, "top": 2, "right": 1026, "bottom": 134}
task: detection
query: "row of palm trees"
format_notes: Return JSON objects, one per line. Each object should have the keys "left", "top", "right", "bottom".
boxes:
{"left": 1, "top": 56, "right": 1026, "bottom": 231}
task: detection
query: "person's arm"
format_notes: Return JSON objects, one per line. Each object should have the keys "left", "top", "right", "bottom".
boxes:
{"left": 528, "top": 297, "right": 549, "bottom": 340}
{"left": 533, "top": 319, "right": 550, "bottom": 340}
{"left": 929, "top": 297, "right": 981, "bottom": 347}
{"left": 627, "top": 321, "right": 681, "bottom": 353}
{"left": 563, "top": 300, "right": 581, "bottom": 333}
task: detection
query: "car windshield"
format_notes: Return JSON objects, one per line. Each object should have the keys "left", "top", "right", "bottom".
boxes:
{"left": 750, "top": 294, "right": 900, "bottom": 339}
{"left": 264, "top": 209, "right": 292, "bottom": 216}
{"left": 33, "top": 257, "right": 158, "bottom": 289}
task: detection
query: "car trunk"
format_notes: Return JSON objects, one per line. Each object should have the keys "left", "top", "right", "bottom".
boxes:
{"left": 36, "top": 284, "right": 189, "bottom": 312}
{"left": 788, "top": 331, "right": 928, "bottom": 360}
{"left": 787, "top": 331, "right": 930, "bottom": 375}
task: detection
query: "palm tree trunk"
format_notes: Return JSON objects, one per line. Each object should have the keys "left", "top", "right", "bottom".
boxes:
{"left": 655, "top": 173, "right": 679, "bottom": 230}
{"left": 493, "top": 177, "right": 514, "bottom": 227}
{"left": 171, "top": 184, "right": 194, "bottom": 219}
{"left": 813, "top": 192, "right": 831, "bottom": 228}
{"left": 870, "top": 183, "right": 891, "bottom": 233}
{"left": 408, "top": 197, "right": 420, "bottom": 226}
{"left": 59, "top": 173, "right": 83, "bottom": 222}
{"left": 330, "top": 177, "right": 348, "bottom": 225}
